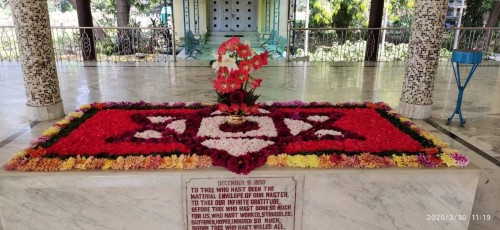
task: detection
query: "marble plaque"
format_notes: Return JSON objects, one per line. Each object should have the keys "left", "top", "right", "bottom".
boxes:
{"left": 184, "top": 176, "right": 298, "bottom": 230}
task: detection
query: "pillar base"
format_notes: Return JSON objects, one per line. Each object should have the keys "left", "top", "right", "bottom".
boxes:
{"left": 398, "top": 101, "right": 432, "bottom": 119}
{"left": 26, "top": 101, "right": 65, "bottom": 121}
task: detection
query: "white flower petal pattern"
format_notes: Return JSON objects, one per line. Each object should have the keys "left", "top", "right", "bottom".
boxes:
{"left": 307, "top": 115, "right": 329, "bottom": 122}
{"left": 210, "top": 110, "right": 223, "bottom": 115}
{"left": 315, "top": 129, "right": 343, "bottom": 138}
{"left": 167, "top": 119, "right": 186, "bottom": 134}
{"left": 201, "top": 138, "right": 274, "bottom": 156}
{"left": 284, "top": 118, "right": 312, "bottom": 136}
{"left": 258, "top": 108, "right": 270, "bottom": 114}
{"left": 134, "top": 130, "right": 163, "bottom": 139}
{"left": 197, "top": 116, "right": 277, "bottom": 138}
{"left": 147, "top": 116, "right": 172, "bottom": 124}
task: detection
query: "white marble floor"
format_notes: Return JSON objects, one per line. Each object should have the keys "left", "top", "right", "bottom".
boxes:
{"left": 0, "top": 60, "right": 498, "bottom": 229}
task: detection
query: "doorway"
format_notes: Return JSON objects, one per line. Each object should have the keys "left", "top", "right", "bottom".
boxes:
{"left": 208, "top": 0, "right": 257, "bottom": 32}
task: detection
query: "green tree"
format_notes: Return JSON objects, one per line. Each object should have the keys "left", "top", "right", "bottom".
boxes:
{"left": 387, "top": 0, "right": 414, "bottom": 27}
{"left": 309, "top": 0, "right": 369, "bottom": 28}
{"left": 462, "top": 0, "right": 494, "bottom": 27}
{"left": 92, "top": 0, "right": 163, "bottom": 26}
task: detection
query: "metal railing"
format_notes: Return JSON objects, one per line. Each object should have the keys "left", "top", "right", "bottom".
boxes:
{"left": 2, "top": 25, "right": 500, "bottom": 63}
{"left": 287, "top": 27, "right": 500, "bottom": 62}
{"left": 0, "top": 26, "right": 176, "bottom": 63}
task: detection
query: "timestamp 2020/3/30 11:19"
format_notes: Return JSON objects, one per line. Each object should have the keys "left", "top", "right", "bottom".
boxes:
{"left": 426, "top": 214, "right": 492, "bottom": 221}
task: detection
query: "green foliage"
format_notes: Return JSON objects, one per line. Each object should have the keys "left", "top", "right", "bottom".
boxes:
{"left": 92, "top": 0, "right": 164, "bottom": 16}
{"left": 293, "top": 40, "right": 452, "bottom": 62}
{"left": 463, "top": 0, "right": 494, "bottom": 27}
{"left": 308, "top": 0, "right": 414, "bottom": 28}
{"left": 309, "top": 0, "right": 369, "bottom": 28}
{"left": 388, "top": 0, "right": 415, "bottom": 27}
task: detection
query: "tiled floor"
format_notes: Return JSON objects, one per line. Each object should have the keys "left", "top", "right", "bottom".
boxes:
{"left": 0, "top": 60, "right": 498, "bottom": 229}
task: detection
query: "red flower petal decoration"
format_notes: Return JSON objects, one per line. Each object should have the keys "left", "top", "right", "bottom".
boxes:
{"left": 250, "top": 78, "right": 262, "bottom": 89}
{"left": 251, "top": 55, "right": 262, "bottom": 70}
{"left": 238, "top": 60, "right": 252, "bottom": 74}
{"left": 237, "top": 43, "right": 252, "bottom": 59}
{"left": 259, "top": 51, "right": 269, "bottom": 65}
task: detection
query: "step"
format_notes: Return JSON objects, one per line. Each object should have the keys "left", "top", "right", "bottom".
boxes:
{"left": 207, "top": 31, "right": 259, "bottom": 36}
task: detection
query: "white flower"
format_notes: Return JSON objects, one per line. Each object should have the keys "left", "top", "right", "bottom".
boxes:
{"left": 211, "top": 110, "right": 223, "bottom": 115}
{"left": 212, "top": 53, "right": 239, "bottom": 71}
{"left": 166, "top": 119, "right": 186, "bottom": 134}
{"left": 258, "top": 108, "right": 270, "bottom": 114}
{"left": 197, "top": 116, "right": 277, "bottom": 138}
{"left": 134, "top": 130, "right": 162, "bottom": 139}
{"left": 284, "top": 118, "right": 312, "bottom": 136}
{"left": 315, "top": 129, "right": 343, "bottom": 138}
{"left": 307, "top": 115, "right": 329, "bottom": 122}
{"left": 147, "top": 116, "right": 172, "bottom": 123}
{"left": 201, "top": 138, "right": 274, "bottom": 156}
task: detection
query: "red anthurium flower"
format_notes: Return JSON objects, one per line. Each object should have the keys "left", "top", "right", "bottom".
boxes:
{"left": 238, "top": 60, "right": 252, "bottom": 74}
{"left": 250, "top": 55, "right": 262, "bottom": 70}
{"left": 237, "top": 43, "right": 252, "bottom": 59}
{"left": 218, "top": 103, "right": 229, "bottom": 112}
{"left": 259, "top": 51, "right": 269, "bottom": 65}
{"left": 250, "top": 78, "right": 262, "bottom": 89}
{"left": 218, "top": 66, "right": 230, "bottom": 78}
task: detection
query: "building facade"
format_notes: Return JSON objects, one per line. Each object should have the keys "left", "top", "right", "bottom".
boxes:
{"left": 172, "top": 0, "right": 294, "bottom": 42}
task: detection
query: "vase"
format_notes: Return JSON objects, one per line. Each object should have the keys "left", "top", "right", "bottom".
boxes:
{"left": 227, "top": 115, "right": 245, "bottom": 125}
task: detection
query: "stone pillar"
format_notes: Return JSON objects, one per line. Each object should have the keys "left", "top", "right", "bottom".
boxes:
{"left": 10, "top": 0, "right": 64, "bottom": 121}
{"left": 399, "top": 0, "right": 448, "bottom": 119}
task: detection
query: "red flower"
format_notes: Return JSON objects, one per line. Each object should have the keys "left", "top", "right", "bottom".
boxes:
{"left": 217, "top": 66, "right": 230, "bottom": 78}
{"left": 238, "top": 60, "right": 252, "bottom": 74}
{"left": 259, "top": 51, "right": 269, "bottom": 65}
{"left": 28, "top": 146, "right": 47, "bottom": 158}
{"left": 424, "top": 147, "right": 439, "bottom": 155}
{"left": 250, "top": 55, "right": 262, "bottom": 70}
{"left": 229, "top": 90, "right": 246, "bottom": 104}
{"left": 227, "top": 73, "right": 243, "bottom": 92}
{"left": 229, "top": 104, "right": 240, "bottom": 113}
{"left": 250, "top": 105, "right": 259, "bottom": 114}
{"left": 218, "top": 43, "right": 227, "bottom": 55}
{"left": 213, "top": 76, "right": 230, "bottom": 93}
{"left": 218, "top": 103, "right": 229, "bottom": 112}
{"left": 250, "top": 78, "right": 262, "bottom": 89}
{"left": 240, "top": 103, "right": 248, "bottom": 112}
{"left": 238, "top": 71, "right": 249, "bottom": 82}
{"left": 226, "top": 37, "right": 240, "bottom": 51}
{"left": 237, "top": 43, "right": 252, "bottom": 59}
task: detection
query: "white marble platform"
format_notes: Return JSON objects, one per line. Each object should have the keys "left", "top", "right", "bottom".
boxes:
{"left": 0, "top": 165, "right": 480, "bottom": 230}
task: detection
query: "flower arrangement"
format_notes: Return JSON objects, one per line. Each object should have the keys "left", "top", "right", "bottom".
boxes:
{"left": 211, "top": 37, "right": 269, "bottom": 115}
{"left": 3, "top": 101, "right": 469, "bottom": 174}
